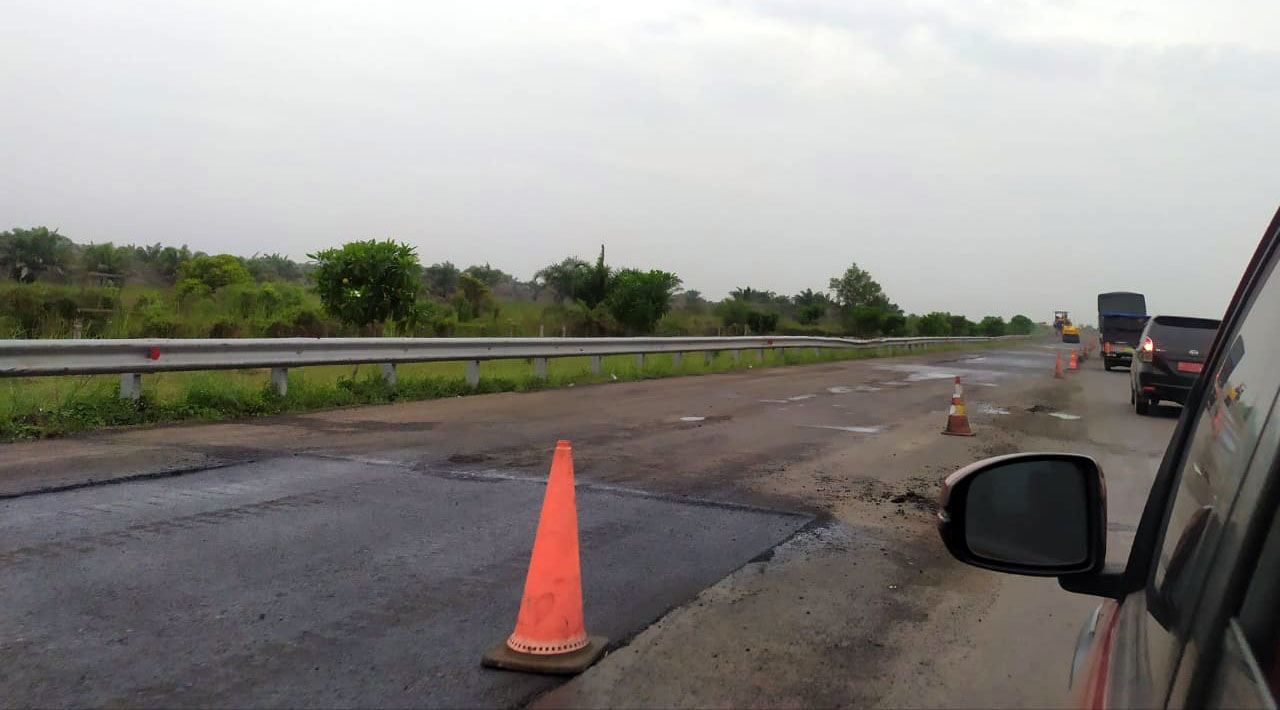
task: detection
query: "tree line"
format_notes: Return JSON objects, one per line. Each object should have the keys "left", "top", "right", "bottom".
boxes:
{"left": 0, "top": 226, "right": 1035, "bottom": 339}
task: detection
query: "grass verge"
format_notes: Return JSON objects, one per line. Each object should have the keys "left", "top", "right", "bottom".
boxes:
{"left": 0, "top": 341, "right": 1011, "bottom": 441}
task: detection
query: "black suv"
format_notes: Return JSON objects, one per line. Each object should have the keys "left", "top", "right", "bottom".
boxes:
{"left": 1130, "top": 315, "right": 1221, "bottom": 414}
{"left": 937, "top": 204, "right": 1280, "bottom": 707}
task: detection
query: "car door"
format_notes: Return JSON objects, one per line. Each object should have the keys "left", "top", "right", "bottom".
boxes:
{"left": 1091, "top": 216, "right": 1280, "bottom": 708}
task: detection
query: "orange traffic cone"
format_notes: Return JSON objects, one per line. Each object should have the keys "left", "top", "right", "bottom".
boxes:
{"left": 1068, "top": 350, "right": 1079, "bottom": 371}
{"left": 1054, "top": 352, "right": 1065, "bottom": 379}
{"left": 942, "top": 376, "right": 975, "bottom": 436}
{"left": 482, "top": 440, "right": 607, "bottom": 674}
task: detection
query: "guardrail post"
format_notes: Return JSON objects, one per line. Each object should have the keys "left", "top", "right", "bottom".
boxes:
{"left": 634, "top": 353, "right": 645, "bottom": 370}
{"left": 534, "top": 357, "right": 548, "bottom": 380}
{"left": 812, "top": 347, "right": 820, "bottom": 358}
{"left": 119, "top": 373, "right": 141, "bottom": 401}
{"left": 776, "top": 347, "right": 786, "bottom": 359}
{"left": 755, "top": 348, "right": 764, "bottom": 361}
{"left": 705, "top": 351, "right": 715, "bottom": 365}
{"left": 732, "top": 350, "right": 740, "bottom": 363}
{"left": 672, "top": 352, "right": 682, "bottom": 368}
{"left": 381, "top": 363, "right": 397, "bottom": 388}
{"left": 590, "top": 355, "right": 602, "bottom": 375}
{"left": 466, "top": 360, "right": 480, "bottom": 387}
{"left": 270, "top": 367, "right": 288, "bottom": 397}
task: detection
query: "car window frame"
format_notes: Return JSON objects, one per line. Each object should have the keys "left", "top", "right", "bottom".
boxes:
{"left": 1108, "top": 206, "right": 1280, "bottom": 704}
{"left": 1118, "top": 205, "right": 1280, "bottom": 601}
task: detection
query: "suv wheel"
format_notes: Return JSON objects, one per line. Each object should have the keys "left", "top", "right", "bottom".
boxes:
{"left": 1136, "top": 394, "right": 1152, "bottom": 415}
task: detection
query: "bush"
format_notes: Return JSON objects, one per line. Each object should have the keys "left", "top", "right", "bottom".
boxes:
{"left": 606, "top": 269, "right": 681, "bottom": 334}
{"left": 135, "top": 303, "right": 180, "bottom": 337}
{"left": 978, "top": 316, "right": 1007, "bottom": 337}
{"left": 1009, "top": 314, "right": 1034, "bottom": 335}
{"left": 208, "top": 320, "right": 242, "bottom": 338}
{"left": 309, "top": 239, "right": 422, "bottom": 331}
{"left": 177, "top": 254, "right": 252, "bottom": 292}
{"left": 917, "top": 312, "right": 952, "bottom": 336}
{"left": 746, "top": 310, "right": 779, "bottom": 333}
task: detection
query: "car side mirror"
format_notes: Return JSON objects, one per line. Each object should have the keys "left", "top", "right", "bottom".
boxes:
{"left": 938, "top": 453, "right": 1107, "bottom": 576}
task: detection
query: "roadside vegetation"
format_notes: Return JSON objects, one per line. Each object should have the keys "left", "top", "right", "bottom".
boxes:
{"left": 0, "top": 340, "right": 1013, "bottom": 440}
{"left": 0, "top": 225, "right": 1041, "bottom": 439}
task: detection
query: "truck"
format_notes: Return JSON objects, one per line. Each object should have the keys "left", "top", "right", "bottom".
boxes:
{"left": 1097, "top": 291, "right": 1148, "bottom": 371}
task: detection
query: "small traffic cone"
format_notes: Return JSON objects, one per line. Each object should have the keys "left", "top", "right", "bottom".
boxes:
{"left": 1054, "top": 352, "right": 1065, "bottom": 379}
{"left": 1068, "top": 350, "right": 1079, "bottom": 371}
{"left": 942, "top": 376, "right": 975, "bottom": 436}
{"left": 482, "top": 441, "right": 607, "bottom": 674}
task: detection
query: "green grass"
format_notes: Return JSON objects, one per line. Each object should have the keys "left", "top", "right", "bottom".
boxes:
{"left": 0, "top": 340, "right": 1013, "bottom": 441}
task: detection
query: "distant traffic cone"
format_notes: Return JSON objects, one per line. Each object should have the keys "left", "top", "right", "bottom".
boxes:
{"left": 1054, "top": 352, "right": 1065, "bottom": 379}
{"left": 942, "top": 376, "right": 975, "bottom": 436}
{"left": 1068, "top": 350, "right": 1079, "bottom": 371}
{"left": 482, "top": 441, "right": 607, "bottom": 674}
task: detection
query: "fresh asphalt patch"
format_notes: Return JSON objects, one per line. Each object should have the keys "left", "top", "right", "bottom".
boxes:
{"left": 0, "top": 455, "right": 810, "bottom": 708}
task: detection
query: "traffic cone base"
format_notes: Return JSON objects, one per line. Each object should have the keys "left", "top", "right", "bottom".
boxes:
{"left": 481, "top": 635, "right": 608, "bottom": 675}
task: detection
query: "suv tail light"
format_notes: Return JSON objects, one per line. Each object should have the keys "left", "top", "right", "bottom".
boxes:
{"left": 1139, "top": 337, "right": 1155, "bottom": 363}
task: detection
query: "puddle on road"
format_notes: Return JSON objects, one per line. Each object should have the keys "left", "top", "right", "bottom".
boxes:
{"left": 804, "top": 424, "right": 886, "bottom": 434}
{"left": 679, "top": 416, "right": 706, "bottom": 422}
{"left": 880, "top": 381, "right": 912, "bottom": 387}
{"left": 827, "top": 386, "right": 853, "bottom": 394}
{"left": 759, "top": 399, "right": 790, "bottom": 404}
{"left": 978, "top": 404, "right": 1010, "bottom": 415}
{"left": 1048, "top": 412, "right": 1082, "bottom": 420}
{"left": 788, "top": 394, "right": 816, "bottom": 401}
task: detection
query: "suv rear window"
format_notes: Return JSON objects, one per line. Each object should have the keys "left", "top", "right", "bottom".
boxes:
{"left": 1150, "top": 316, "right": 1221, "bottom": 351}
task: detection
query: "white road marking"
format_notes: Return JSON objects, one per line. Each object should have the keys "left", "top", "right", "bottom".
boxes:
{"left": 804, "top": 424, "right": 885, "bottom": 434}
{"left": 759, "top": 399, "right": 790, "bottom": 404}
{"left": 1049, "top": 412, "right": 1082, "bottom": 420}
{"left": 788, "top": 394, "right": 816, "bottom": 401}
{"left": 679, "top": 416, "right": 706, "bottom": 422}
{"left": 827, "top": 386, "right": 853, "bottom": 394}
{"left": 979, "top": 404, "right": 1010, "bottom": 415}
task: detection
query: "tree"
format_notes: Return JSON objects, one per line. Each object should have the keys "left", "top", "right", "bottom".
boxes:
{"left": 422, "top": 262, "right": 461, "bottom": 298}
{"left": 1008, "top": 314, "right": 1034, "bottom": 335}
{"left": 797, "top": 304, "right": 826, "bottom": 325}
{"left": 605, "top": 269, "right": 681, "bottom": 333}
{"left": 535, "top": 257, "right": 590, "bottom": 304}
{"left": 828, "top": 263, "right": 889, "bottom": 310}
{"left": 949, "top": 314, "right": 973, "bottom": 336}
{"left": 917, "top": 312, "right": 952, "bottom": 336}
{"left": 534, "top": 246, "right": 612, "bottom": 307}
{"left": 133, "top": 243, "right": 192, "bottom": 282}
{"left": 849, "top": 305, "right": 885, "bottom": 337}
{"left": 453, "top": 272, "right": 496, "bottom": 321}
{"left": 176, "top": 254, "right": 252, "bottom": 293}
{"left": 0, "top": 226, "right": 73, "bottom": 282}
{"left": 245, "top": 253, "right": 302, "bottom": 282}
{"left": 83, "top": 242, "right": 132, "bottom": 274}
{"left": 881, "top": 311, "right": 907, "bottom": 336}
{"left": 579, "top": 246, "right": 612, "bottom": 308}
{"left": 463, "top": 263, "right": 512, "bottom": 288}
{"left": 978, "top": 315, "right": 1007, "bottom": 337}
{"left": 793, "top": 288, "right": 830, "bottom": 308}
{"left": 308, "top": 239, "right": 422, "bottom": 330}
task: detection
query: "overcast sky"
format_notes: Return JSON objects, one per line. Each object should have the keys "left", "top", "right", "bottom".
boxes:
{"left": 3, "top": 0, "right": 1278, "bottom": 322}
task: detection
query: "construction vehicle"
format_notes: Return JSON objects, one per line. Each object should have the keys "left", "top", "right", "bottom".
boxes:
{"left": 1053, "top": 311, "right": 1070, "bottom": 336}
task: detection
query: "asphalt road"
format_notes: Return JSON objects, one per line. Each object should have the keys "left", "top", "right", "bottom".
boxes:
{"left": 0, "top": 340, "right": 1178, "bottom": 708}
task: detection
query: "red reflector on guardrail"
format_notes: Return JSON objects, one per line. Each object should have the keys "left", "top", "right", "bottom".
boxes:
{"left": 148, "top": 347, "right": 161, "bottom": 360}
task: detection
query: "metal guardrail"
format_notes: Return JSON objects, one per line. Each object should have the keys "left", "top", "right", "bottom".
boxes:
{"left": 0, "top": 335, "right": 1019, "bottom": 399}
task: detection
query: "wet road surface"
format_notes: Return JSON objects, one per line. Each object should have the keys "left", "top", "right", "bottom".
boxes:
{"left": 0, "top": 340, "right": 1177, "bottom": 707}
